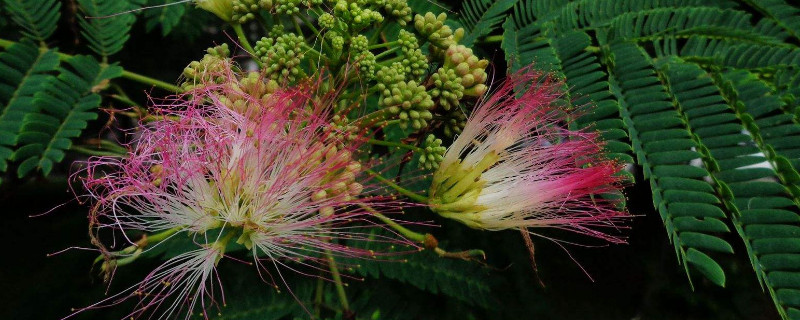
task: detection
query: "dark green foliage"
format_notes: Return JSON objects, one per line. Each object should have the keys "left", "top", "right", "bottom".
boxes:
{"left": 144, "top": 0, "right": 187, "bottom": 36}
{"left": 456, "top": 0, "right": 517, "bottom": 46}
{"left": 2, "top": 0, "right": 60, "bottom": 42}
{"left": 498, "top": 0, "right": 800, "bottom": 318}
{"left": 14, "top": 55, "right": 121, "bottom": 177}
{"left": 77, "top": 0, "right": 139, "bottom": 57}
{"left": 743, "top": 0, "right": 800, "bottom": 42}
{"left": 341, "top": 229, "right": 492, "bottom": 308}
{"left": 0, "top": 40, "right": 59, "bottom": 182}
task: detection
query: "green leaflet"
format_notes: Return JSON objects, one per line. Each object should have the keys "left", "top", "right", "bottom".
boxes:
{"left": 341, "top": 228, "right": 491, "bottom": 308}
{"left": 77, "top": 0, "right": 139, "bottom": 58}
{"left": 499, "top": 2, "right": 800, "bottom": 318}
{"left": 14, "top": 55, "right": 122, "bottom": 177}
{"left": 144, "top": 0, "right": 187, "bottom": 36}
{"left": 2, "top": 0, "right": 60, "bottom": 42}
{"left": 457, "top": 0, "right": 517, "bottom": 46}
{"left": 0, "top": 40, "right": 59, "bottom": 181}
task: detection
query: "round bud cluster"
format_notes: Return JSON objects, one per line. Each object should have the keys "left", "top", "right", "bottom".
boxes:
{"left": 380, "top": 80, "right": 434, "bottom": 130}
{"left": 306, "top": 142, "right": 364, "bottom": 216}
{"left": 354, "top": 51, "right": 376, "bottom": 80}
{"left": 231, "top": 0, "right": 260, "bottom": 24}
{"left": 182, "top": 44, "right": 232, "bottom": 91}
{"left": 413, "top": 12, "right": 457, "bottom": 49}
{"left": 329, "top": 115, "right": 360, "bottom": 150}
{"left": 275, "top": 0, "right": 302, "bottom": 14}
{"left": 376, "top": 63, "right": 406, "bottom": 91}
{"left": 397, "top": 29, "right": 419, "bottom": 50}
{"left": 319, "top": 13, "right": 336, "bottom": 29}
{"left": 254, "top": 33, "right": 307, "bottom": 83}
{"left": 442, "top": 107, "right": 467, "bottom": 137}
{"left": 444, "top": 45, "right": 489, "bottom": 96}
{"left": 350, "top": 35, "right": 369, "bottom": 53}
{"left": 418, "top": 134, "right": 446, "bottom": 170}
{"left": 216, "top": 72, "right": 280, "bottom": 116}
{"left": 327, "top": 31, "right": 345, "bottom": 51}
{"left": 429, "top": 67, "right": 464, "bottom": 111}
{"left": 334, "top": 0, "right": 384, "bottom": 31}
{"left": 383, "top": 0, "right": 412, "bottom": 25}
{"left": 402, "top": 48, "right": 428, "bottom": 79}
{"left": 397, "top": 31, "right": 427, "bottom": 78}
{"left": 238, "top": 72, "right": 280, "bottom": 99}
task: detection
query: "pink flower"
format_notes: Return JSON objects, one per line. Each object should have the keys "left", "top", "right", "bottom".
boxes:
{"left": 428, "top": 68, "right": 627, "bottom": 243}
{"left": 75, "top": 76, "right": 410, "bottom": 319}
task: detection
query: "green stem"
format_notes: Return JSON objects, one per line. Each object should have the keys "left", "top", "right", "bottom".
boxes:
{"left": 366, "top": 138, "right": 423, "bottom": 153}
{"left": 314, "top": 276, "right": 324, "bottom": 318}
{"left": 352, "top": 109, "right": 387, "bottom": 127}
{"left": 368, "top": 40, "right": 398, "bottom": 50}
{"left": 296, "top": 13, "right": 320, "bottom": 37}
{"left": 369, "top": 22, "right": 387, "bottom": 44}
{"left": 99, "top": 139, "right": 128, "bottom": 154}
{"left": 301, "top": 43, "right": 327, "bottom": 63}
{"left": 380, "top": 119, "right": 402, "bottom": 127}
{"left": 373, "top": 47, "right": 399, "bottom": 60}
{"left": 481, "top": 35, "right": 503, "bottom": 43}
{"left": 376, "top": 55, "right": 403, "bottom": 67}
{"left": 359, "top": 204, "right": 426, "bottom": 243}
{"left": 365, "top": 168, "right": 429, "bottom": 203}
{"left": 70, "top": 145, "right": 126, "bottom": 157}
{"left": 121, "top": 69, "right": 183, "bottom": 93}
{"left": 325, "top": 249, "right": 350, "bottom": 312}
{"left": 231, "top": 24, "right": 263, "bottom": 68}
{"left": 95, "top": 226, "right": 183, "bottom": 266}
{"left": 110, "top": 94, "right": 138, "bottom": 107}
{"left": 359, "top": 204, "right": 486, "bottom": 260}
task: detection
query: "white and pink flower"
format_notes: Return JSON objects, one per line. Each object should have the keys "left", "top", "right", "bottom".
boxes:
{"left": 428, "top": 68, "right": 628, "bottom": 243}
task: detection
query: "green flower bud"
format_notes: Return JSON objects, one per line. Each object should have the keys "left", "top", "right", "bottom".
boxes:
{"left": 417, "top": 134, "right": 446, "bottom": 170}
{"left": 376, "top": 62, "right": 406, "bottom": 91}
{"left": 232, "top": 0, "right": 261, "bottom": 23}
{"left": 401, "top": 48, "right": 428, "bottom": 79}
{"left": 355, "top": 51, "right": 376, "bottom": 80}
{"left": 182, "top": 44, "right": 232, "bottom": 90}
{"left": 442, "top": 107, "right": 467, "bottom": 137}
{"left": 383, "top": 0, "right": 412, "bottom": 25}
{"left": 254, "top": 33, "right": 307, "bottom": 83}
{"left": 380, "top": 80, "right": 434, "bottom": 130}
{"left": 444, "top": 45, "right": 489, "bottom": 96}
{"left": 350, "top": 35, "right": 369, "bottom": 53}
{"left": 414, "top": 12, "right": 457, "bottom": 49}
{"left": 327, "top": 31, "right": 345, "bottom": 50}
{"left": 319, "top": 13, "right": 336, "bottom": 29}
{"left": 275, "top": 0, "right": 302, "bottom": 14}
{"left": 429, "top": 67, "right": 464, "bottom": 111}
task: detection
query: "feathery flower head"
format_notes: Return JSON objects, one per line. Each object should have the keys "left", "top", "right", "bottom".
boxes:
{"left": 77, "top": 73, "right": 411, "bottom": 318}
{"left": 427, "top": 68, "right": 627, "bottom": 243}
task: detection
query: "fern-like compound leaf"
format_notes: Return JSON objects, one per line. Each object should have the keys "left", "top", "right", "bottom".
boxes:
{"left": 0, "top": 40, "right": 59, "bottom": 183}
{"left": 14, "top": 55, "right": 122, "bottom": 177}
{"left": 2, "top": 0, "right": 60, "bottom": 42}
{"left": 144, "top": 0, "right": 187, "bottom": 36}
{"left": 76, "top": 0, "right": 138, "bottom": 58}
{"left": 457, "top": 0, "right": 517, "bottom": 46}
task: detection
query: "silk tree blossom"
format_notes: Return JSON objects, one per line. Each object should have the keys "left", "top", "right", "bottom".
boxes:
{"left": 77, "top": 76, "right": 411, "bottom": 319}
{"left": 427, "top": 68, "right": 627, "bottom": 243}
{"left": 66, "top": 246, "right": 226, "bottom": 320}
